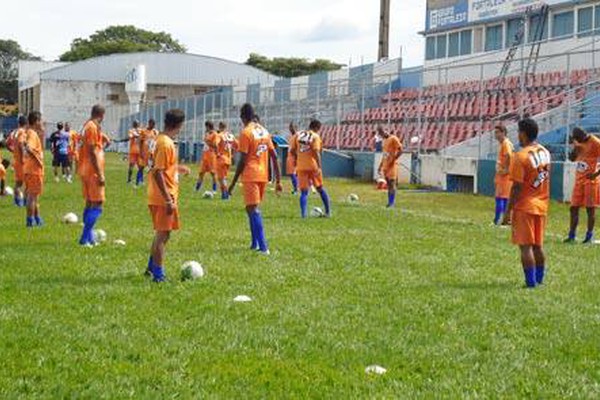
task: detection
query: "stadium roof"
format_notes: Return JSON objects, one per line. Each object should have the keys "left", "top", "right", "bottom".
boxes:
{"left": 31, "top": 52, "right": 277, "bottom": 86}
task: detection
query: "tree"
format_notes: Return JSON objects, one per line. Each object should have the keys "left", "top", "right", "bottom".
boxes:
{"left": 246, "top": 53, "right": 343, "bottom": 78}
{"left": 59, "top": 25, "right": 187, "bottom": 62}
{"left": 0, "top": 40, "right": 40, "bottom": 103}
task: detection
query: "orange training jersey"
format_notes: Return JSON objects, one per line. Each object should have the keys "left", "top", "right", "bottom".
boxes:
{"left": 238, "top": 122, "right": 274, "bottom": 183}
{"left": 148, "top": 134, "right": 179, "bottom": 206}
{"left": 291, "top": 130, "right": 322, "bottom": 172}
{"left": 204, "top": 131, "right": 218, "bottom": 154}
{"left": 129, "top": 129, "right": 142, "bottom": 154}
{"left": 382, "top": 135, "right": 402, "bottom": 169}
{"left": 142, "top": 128, "right": 159, "bottom": 156}
{"left": 69, "top": 130, "right": 80, "bottom": 155}
{"left": 23, "top": 129, "right": 44, "bottom": 176}
{"left": 10, "top": 128, "right": 27, "bottom": 165}
{"left": 496, "top": 138, "right": 514, "bottom": 176}
{"left": 79, "top": 120, "right": 105, "bottom": 178}
{"left": 216, "top": 131, "right": 238, "bottom": 166}
{"left": 574, "top": 135, "right": 600, "bottom": 184}
{"left": 509, "top": 143, "right": 551, "bottom": 216}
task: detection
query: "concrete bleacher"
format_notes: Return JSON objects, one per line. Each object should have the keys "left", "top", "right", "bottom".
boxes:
{"left": 321, "top": 69, "right": 598, "bottom": 152}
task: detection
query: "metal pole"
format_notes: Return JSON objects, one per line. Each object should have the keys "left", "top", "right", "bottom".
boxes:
{"left": 443, "top": 67, "right": 449, "bottom": 153}
{"left": 478, "top": 64, "right": 484, "bottom": 160}
{"left": 360, "top": 78, "right": 366, "bottom": 152}
{"left": 387, "top": 74, "right": 392, "bottom": 132}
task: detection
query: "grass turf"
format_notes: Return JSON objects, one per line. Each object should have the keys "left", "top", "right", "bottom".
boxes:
{"left": 1, "top": 153, "right": 599, "bottom": 398}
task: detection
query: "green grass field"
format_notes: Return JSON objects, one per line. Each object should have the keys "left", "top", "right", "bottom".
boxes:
{"left": 1, "top": 153, "right": 599, "bottom": 398}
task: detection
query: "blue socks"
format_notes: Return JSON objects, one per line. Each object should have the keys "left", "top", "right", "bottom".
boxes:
{"left": 523, "top": 268, "right": 536, "bottom": 288}
{"left": 584, "top": 231, "right": 594, "bottom": 243}
{"left": 195, "top": 181, "right": 202, "bottom": 192}
{"left": 250, "top": 210, "right": 268, "bottom": 252}
{"left": 35, "top": 216, "right": 43, "bottom": 226}
{"left": 80, "top": 207, "right": 103, "bottom": 245}
{"left": 212, "top": 182, "right": 217, "bottom": 192}
{"left": 536, "top": 266, "right": 545, "bottom": 285}
{"left": 568, "top": 230, "right": 576, "bottom": 240}
{"left": 149, "top": 260, "right": 165, "bottom": 282}
{"left": 26, "top": 215, "right": 43, "bottom": 227}
{"left": 26, "top": 216, "right": 34, "bottom": 227}
{"left": 319, "top": 188, "right": 331, "bottom": 216}
{"left": 291, "top": 174, "right": 298, "bottom": 194}
{"left": 221, "top": 190, "right": 229, "bottom": 200}
{"left": 136, "top": 169, "right": 144, "bottom": 185}
{"left": 494, "top": 197, "right": 507, "bottom": 224}
{"left": 387, "top": 191, "right": 396, "bottom": 208}
{"left": 248, "top": 213, "right": 259, "bottom": 250}
{"left": 300, "top": 190, "right": 309, "bottom": 218}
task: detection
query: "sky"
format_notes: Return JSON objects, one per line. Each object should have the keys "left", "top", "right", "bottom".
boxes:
{"left": 1, "top": 0, "right": 426, "bottom": 68}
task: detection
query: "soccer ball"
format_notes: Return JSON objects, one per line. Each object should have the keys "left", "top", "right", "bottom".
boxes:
{"left": 347, "top": 193, "right": 359, "bottom": 203}
{"left": 4, "top": 186, "right": 14, "bottom": 196}
{"left": 410, "top": 136, "right": 421, "bottom": 145}
{"left": 94, "top": 229, "right": 107, "bottom": 242}
{"left": 62, "top": 212, "right": 79, "bottom": 224}
{"left": 113, "top": 239, "right": 126, "bottom": 246}
{"left": 203, "top": 191, "right": 215, "bottom": 199}
{"left": 181, "top": 261, "right": 205, "bottom": 281}
{"left": 311, "top": 207, "right": 325, "bottom": 218}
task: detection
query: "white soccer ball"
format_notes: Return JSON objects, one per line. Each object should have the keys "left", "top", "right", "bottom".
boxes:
{"left": 94, "top": 229, "right": 107, "bottom": 242}
{"left": 113, "top": 239, "right": 126, "bottom": 246}
{"left": 203, "top": 191, "right": 215, "bottom": 199}
{"left": 410, "top": 136, "right": 421, "bottom": 145}
{"left": 181, "top": 261, "right": 205, "bottom": 281}
{"left": 62, "top": 212, "right": 79, "bottom": 224}
{"left": 4, "top": 186, "right": 14, "bottom": 196}
{"left": 347, "top": 193, "right": 359, "bottom": 203}
{"left": 233, "top": 295, "right": 252, "bottom": 302}
{"left": 311, "top": 207, "right": 325, "bottom": 218}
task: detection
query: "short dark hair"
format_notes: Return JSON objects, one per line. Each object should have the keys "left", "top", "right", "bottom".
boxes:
{"left": 240, "top": 103, "right": 255, "bottom": 123}
{"left": 91, "top": 105, "right": 105, "bottom": 118}
{"left": 218, "top": 122, "right": 227, "bottom": 130}
{"left": 309, "top": 119, "right": 322, "bottom": 131}
{"left": 28, "top": 111, "right": 41, "bottom": 126}
{"left": 164, "top": 109, "right": 185, "bottom": 130}
{"left": 57, "top": 122, "right": 64, "bottom": 130}
{"left": 18, "top": 116, "right": 27, "bottom": 127}
{"left": 205, "top": 121, "right": 215, "bottom": 130}
{"left": 148, "top": 119, "right": 156, "bottom": 126}
{"left": 572, "top": 126, "right": 587, "bottom": 138}
{"left": 495, "top": 124, "right": 507, "bottom": 135}
{"left": 1, "top": 158, "right": 9, "bottom": 169}
{"left": 518, "top": 118, "right": 539, "bottom": 142}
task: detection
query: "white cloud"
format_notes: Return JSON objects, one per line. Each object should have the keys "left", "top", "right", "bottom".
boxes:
{"left": 302, "top": 19, "right": 366, "bottom": 43}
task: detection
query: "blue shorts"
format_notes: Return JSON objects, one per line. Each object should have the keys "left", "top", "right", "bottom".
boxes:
{"left": 53, "top": 153, "right": 71, "bottom": 168}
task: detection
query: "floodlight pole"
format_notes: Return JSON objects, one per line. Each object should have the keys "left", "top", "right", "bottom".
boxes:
{"left": 378, "top": 0, "right": 391, "bottom": 61}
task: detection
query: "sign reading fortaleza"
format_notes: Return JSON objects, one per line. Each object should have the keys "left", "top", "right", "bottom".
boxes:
{"left": 469, "top": 0, "right": 570, "bottom": 23}
{"left": 426, "top": 0, "right": 469, "bottom": 31}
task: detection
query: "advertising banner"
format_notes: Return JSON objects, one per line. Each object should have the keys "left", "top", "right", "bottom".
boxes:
{"left": 469, "top": 0, "right": 569, "bottom": 23}
{"left": 426, "top": 0, "right": 469, "bottom": 31}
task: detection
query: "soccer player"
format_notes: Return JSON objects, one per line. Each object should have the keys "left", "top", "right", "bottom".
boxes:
{"left": 141, "top": 119, "right": 158, "bottom": 170}
{"left": 195, "top": 121, "right": 218, "bottom": 193}
{"left": 52, "top": 123, "right": 73, "bottom": 183}
{"left": 229, "top": 103, "right": 282, "bottom": 254}
{"left": 50, "top": 123, "right": 63, "bottom": 182}
{"left": 66, "top": 122, "right": 80, "bottom": 178}
{"left": 291, "top": 119, "right": 331, "bottom": 218}
{"left": 127, "top": 120, "right": 143, "bottom": 185}
{"left": 286, "top": 122, "right": 299, "bottom": 194}
{"left": 6, "top": 116, "right": 28, "bottom": 206}
{"left": 215, "top": 122, "right": 238, "bottom": 200}
{"left": 503, "top": 118, "right": 551, "bottom": 288}
{"left": 22, "top": 111, "right": 45, "bottom": 227}
{"left": 0, "top": 158, "right": 8, "bottom": 196}
{"left": 78, "top": 105, "right": 107, "bottom": 246}
{"left": 565, "top": 127, "right": 600, "bottom": 243}
{"left": 146, "top": 109, "right": 188, "bottom": 282}
{"left": 376, "top": 126, "right": 403, "bottom": 208}
{"left": 494, "top": 125, "right": 514, "bottom": 225}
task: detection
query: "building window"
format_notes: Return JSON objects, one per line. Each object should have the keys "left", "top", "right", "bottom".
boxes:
{"left": 425, "top": 36, "right": 436, "bottom": 60}
{"left": 448, "top": 32, "right": 460, "bottom": 57}
{"left": 485, "top": 24, "right": 503, "bottom": 51}
{"left": 106, "top": 94, "right": 119, "bottom": 102}
{"left": 552, "top": 11, "right": 574, "bottom": 39}
{"left": 578, "top": 7, "right": 594, "bottom": 37}
{"left": 194, "top": 88, "right": 205, "bottom": 95}
{"left": 460, "top": 30, "right": 472, "bottom": 55}
{"left": 506, "top": 18, "right": 524, "bottom": 47}
{"left": 529, "top": 14, "right": 549, "bottom": 42}
{"left": 154, "top": 96, "right": 167, "bottom": 101}
{"left": 595, "top": 6, "right": 600, "bottom": 34}
{"left": 436, "top": 34, "right": 447, "bottom": 59}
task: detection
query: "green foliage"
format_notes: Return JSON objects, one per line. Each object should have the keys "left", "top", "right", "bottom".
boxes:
{"left": 1, "top": 154, "right": 599, "bottom": 397}
{"left": 59, "top": 25, "right": 187, "bottom": 62}
{"left": 246, "top": 53, "right": 343, "bottom": 78}
{"left": 0, "top": 39, "right": 40, "bottom": 103}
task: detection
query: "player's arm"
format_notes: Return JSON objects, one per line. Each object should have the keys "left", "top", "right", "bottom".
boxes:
{"left": 228, "top": 152, "right": 246, "bottom": 195}
{"left": 88, "top": 136, "right": 105, "bottom": 186}
{"left": 290, "top": 139, "right": 298, "bottom": 167}
{"left": 153, "top": 167, "right": 175, "bottom": 215}
{"left": 269, "top": 148, "right": 283, "bottom": 193}
{"left": 502, "top": 182, "right": 522, "bottom": 225}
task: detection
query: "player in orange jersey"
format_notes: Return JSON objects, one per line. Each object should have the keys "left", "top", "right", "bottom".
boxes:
{"left": 195, "top": 121, "right": 218, "bottom": 193}
{"left": 78, "top": 105, "right": 107, "bottom": 246}
{"left": 22, "top": 111, "right": 45, "bottom": 227}
{"left": 229, "top": 103, "right": 282, "bottom": 254}
{"left": 146, "top": 109, "right": 188, "bottom": 282}
{"left": 215, "top": 122, "right": 238, "bottom": 200}
{"left": 0, "top": 144, "right": 9, "bottom": 196}
{"left": 494, "top": 125, "right": 514, "bottom": 225}
{"left": 142, "top": 119, "right": 159, "bottom": 168}
{"left": 290, "top": 119, "right": 331, "bottom": 218}
{"left": 286, "top": 122, "right": 299, "bottom": 195}
{"left": 5, "top": 116, "right": 28, "bottom": 206}
{"left": 65, "top": 122, "right": 79, "bottom": 182}
{"left": 127, "top": 120, "right": 143, "bottom": 186}
{"left": 376, "top": 126, "right": 403, "bottom": 208}
{"left": 565, "top": 127, "right": 600, "bottom": 244}
{"left": 503, "top": 118, "right": 551, "bottom": 288}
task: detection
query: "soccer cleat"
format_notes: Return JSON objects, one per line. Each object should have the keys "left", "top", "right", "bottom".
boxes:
{"left": 34, "top": 216, "right": 44, "bottom": 227}
{"left": 563, "top": 237, "right": 576, "bottom": 244}
{"left": 583, "top": 232, "right": 594, "bottom": 244}
{"left": 26, "top": 217, "right": 34, "bottom": 228}
{"left": 151, "top": 265, "right": 166, "bottom": 283}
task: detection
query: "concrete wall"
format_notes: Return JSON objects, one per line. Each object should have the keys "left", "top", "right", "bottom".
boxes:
{"left": 372, "top": 153, "right": 412, "bottom": 184}
{"left": 420, "top": 155, "right": 479, "bottom": 190}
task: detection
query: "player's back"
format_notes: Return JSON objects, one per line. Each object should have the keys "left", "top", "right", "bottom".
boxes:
{"left": 23, "top": 129, "right": 43, "bottom": 175}
{"left": 575, "top": 135, "right": 600, "bottom": 182}
{"left": 240, "top": 122, "right": 272, "bottom": 183}
{"left": 382, "top": 135, "right": 401, "bottom": 160}
{"left": 512, "top": 143, "right": 551, "bottom": 215}
{"left": 79, "top": 120, "right": 104, "bottom": 177}
{"left": 294, "top": 130, "right": 321, "bottom": 172}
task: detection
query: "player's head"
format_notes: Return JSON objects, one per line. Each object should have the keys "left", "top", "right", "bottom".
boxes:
{"left": 64, "top": 122, "right": 71, "bottom": 131}
{"left": 572, "top": 127, "right": 588, "bottom": 143}
{"left": 494, "top": 124, "right": 507, "bottom": 142}
{"left": 205, "top": 121, "right": 215, "bottom": 131}
{"left": 309, "top": 119, "right": 322, "bottom": 133}
{"left": 289, "top": 122, "right": 297, "bottom": 135}
{"left": 1, "top": 158, "right": 10, "bottom": 169}
{"left": 164, "top": 109, "right": 185, "bottom": 136}
{"left": 148, "top": 119, "right": 156, "bottom": 129}
{"left": 18, "top": 116, "right": 27, "bottom": 127}
{"left": 91, "top": 105, "right": 105, "bottom": 122}
{"left": 517, "top": 118, "right": 539, "bottom": 146}
{"left": 240, "top": 103, "right": 255, "bottom": 125}
{"left": 133, "top": 120, "right": 140, "bottom": 129}
{"left": 377, "top": 125, "right": 389, "bottom": 139}
{"left": 28, "top": 111, "right": 43, "bottom": 131}
{"left": 218, "top": 122, "right": 227, "bottom": 132}
{"left": 56, "top": 122, "right": 64, "bottom": 131}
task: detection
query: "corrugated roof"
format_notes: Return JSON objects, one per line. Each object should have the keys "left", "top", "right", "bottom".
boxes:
{"left": 39, "top": 52, "right": 276, "bottom": 86}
